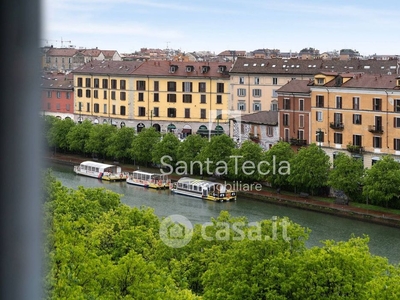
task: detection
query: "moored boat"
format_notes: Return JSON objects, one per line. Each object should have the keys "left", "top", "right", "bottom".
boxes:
{"left": 170, "top": 177, "right": 236, "bottom": 202}
{"left": 126, "top": 170, "right": 170, "bottom": 189}
{"left": 73, "top": 161, "right": 128, "bottom": 181}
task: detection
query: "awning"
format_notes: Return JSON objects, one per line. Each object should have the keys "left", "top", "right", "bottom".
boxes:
{"left": 137, "top": 123, "right": 145, "bottom": 128}
{"left": 167, "top": 124, "right": 176, "bottom": 129}
{"left": 371, "top": 156, "right": 381, "bottom": 161}
{"left": 199, "top": 125, "right": 207, "bottom": 130}
{"left": 215, "top": 125, "right": 224, "bottom": 132}
{"left": 182, "top": 128, "right": 192, "bottom": 133}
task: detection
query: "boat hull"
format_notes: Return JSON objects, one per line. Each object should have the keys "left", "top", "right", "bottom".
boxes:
{"left": 127, "top": 178, "right": 169, "bottom": 189}
{"left": 74, "top": 170, "right": 127, "bottom": 181}
{"left": 170, "top": 188, "right": 236, "bottom": 202}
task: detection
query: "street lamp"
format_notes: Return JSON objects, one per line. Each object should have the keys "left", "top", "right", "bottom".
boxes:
{"left": 150, "top": 110, "right": 153, "bottom": 127}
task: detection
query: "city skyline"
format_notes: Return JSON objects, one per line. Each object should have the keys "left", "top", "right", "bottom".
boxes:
{"left": 42, "top": 0, "right": 400, "bottom": 55}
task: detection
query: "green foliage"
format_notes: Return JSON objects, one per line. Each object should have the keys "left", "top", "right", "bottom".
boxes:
{"left": 130, "top": 127, "right": 161, "bottom": 165}
{"left": 176, "top": 134, "right": 208, "bottom": 175}
{"left": 47, "top": 117, "right": 76, "bottom": 151}
{"left": 328, "top": 153, "right": 365, "bottom": 202}
{"left": 362, "top": 155, "right": 400, "bottom": 207}
{"left": 288, "top": 143, "right": 331, "bottom": 194}
{"left": 66, "top": 119, "right": 93, "bottom": 154}
{"left": 264, "top": 141, "right": 295, "bottom": 188}
{"left": 152, "top": 133, "right": 181, "bottom": 167}
{"left": 106, "top": 126, "right": 136, "bottom": 161}
{"left": 85, "top": 124, "right": 117, "bottom": 158}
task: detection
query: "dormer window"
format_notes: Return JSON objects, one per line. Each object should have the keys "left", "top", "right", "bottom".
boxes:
{"left": 169, "top": 65, "right": 178, "bottom": 73}
{"left": 218, "top": 65, "right": 226, "bottom": 73}
{"left": 201, "top": 66, "right": 210, "bottom": 73}
{"left": 186, "top": 65, "right": 194, "bottom": 72}
{"left": 316, "top": 78, "right": 325, "bottom": 85}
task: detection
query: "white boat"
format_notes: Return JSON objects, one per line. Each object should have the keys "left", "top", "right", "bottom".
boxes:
{"left": 73, "top": 161, "right": 128, "bottom": 181}
{"left": 126, "top": 170, "right": 169, "bottom": 189}
{"left": 170, "top": 177, "right": 236, "bottom": 202}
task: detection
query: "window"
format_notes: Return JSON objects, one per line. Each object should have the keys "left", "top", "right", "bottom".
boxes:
{"left": 271, "top": 101, "right": 278, "bottom": 111}
{"left": 185, "top": 108, "right": 190, "bottom": 118}
{"left": 317, "top": 131, "right": 324, "bottom": 142}
{"left": 85, "top": 78, "right": 90, "bottom": 87}
{"left": 373, "top": 136, "right": 382, "bottom": 148}
{"left": 94, "top": 90, "right": 98, "bottom": 99}
{"left": 103, "top": 104, "right": 107, "bottom": 114}
{"left": 182, "top": 82, "right": 192, "bottom": 92}
{"left": 111, "top": 91, "right": 116, "bottom": 100}
{"left": 217, "top": 83, "right": 224, "bottom": 93}
{"left": 200, "top": 95, "right": 206, "bottom": 104}
{"left": 47, "top": 103, "right": 51, "bottom": 110}
{"left": 297, "top": 130, "right": 304, "bottom": 140}
{"left": 334, "top": 113, "right": 343, "bottom": 124}
{"left": 216, "top": 109, "right": 222, "bottom": 119}
{"left": 272, "top": 90, "right": 278, "bottom": 97}
{"left": 239, "top": 77, "right": 244, "bottom": 84}
{"left": 102, "top": 79, "right": 108, "bottom": 89}
{"left": 394, "top": 117, "right": 400, "bottom": 128}
{"left": 94, "top": 78, "right": 99, "bottom": 88}
{"left": 284, "top": 128, "right": 289, "bottom": 142}
{"left": 334, "top": 132, "right": 342, "bottom": 144}
{"left": 138, "top": 107, "right": 146, "bottom": 116}
{"left": 283, "top": 98, "right": 290, "bottom": 109}
{"left": 167, "top": 81, "right": 176, "bottom": 91}
{"left": 167, "top": 94, "right": 176, "bottom": 103}
{"left": 200, "top": 109, "right": 206, "bottom": 119}
{"left": 353, "top": 135, "right": 362, "bottom": 146}
{"left": 199, "top": 82, "right": 206, "bottom": 93}
{"left": 336, "top": 96, "right": 342, "bottom": 109}
{"left": 136, "top": 80, "right": 145, "bottom": 90}
{"left": 183, "top": 94, "right": 192, "bottom": 103}
{"left": 395, "top": 99, "right": 400, "bottom": 112}
{"left": 78, "top": 102, "right": 82, "bottom": 111}
{"left": 253, "top": 102, "right": 261, "bottom": 111}
{"left": 103, "top": 91, "right": 107, "bottom": 100}
{"left": 120, "top": 80, "right": 126, "bottom": 90}
{"left": 154, "top": 81, "right": 159, "bottom": 91}
{"left": 299, "top": 99, "right": 304, "bottom": 111}
{"left": 353, "top": 114, "right": 362, "bottom": 124}
{"left": 138, "top": 92, "right": 144, "bottom": 101}
{"left": 153, "top": 93, "right": 159, "bottom": 102}
{"left": 252, "top": 89, "right": 262, "bottom": 97}
{"left": 254, "top": 77, "right": 260, "bottom": 85}
{"left": 112, "top": 105, "right": 116, "bottom": 115}
{"left": 120, "top": 92, "right": 126, "bottom": 100}
{"left": 86, "top": 103, "right": 90, "bottom": 112}
{"left": 316, "top": 95, "right": 324, "bottom": 108}
{"left": 283, "top": 114, "right": 289, "bottom": 126}
{"left": 94, "top": 103, "right": 99, "bottom": 113}
{"left": 216, "top": 95, "right": 222, "bottom": 104}
{"left": 316, "top": 78, "right": 324, "bottom": 85}
{"left": 47, "top": 91, "right": 52, "bottom": 98}
{"left": 77, "top": 77, "right": 82, "bottom": 87}
{"left": 238, "top": 102, "right": 246, "bottom": 111}
{"left": 120, "top": 106, "right": 126, "bottom": 116}
{"left": 168, "top": 108, "right": 176, "bottom": 118}
{"left": 66, "top": 92, "right": 70, "bottom": 99}
{"left": 66, "top": 104, "right": 70, "bottom": 111}
{"left": 299, "top": 115, "right": 304, "bottom": 128}
{"left": 316, "top": 111, "right": 323, "bottom": 122}
{"left": 394, "top": 139, "right": 400, "bottom": 150}
{"left": 353, "top": 97, "right": 359, "bottom": 110}
{"left": 237, "top": 89, "right": 246, "bottom": 97}
{"left": 267, "top": 126, "right": 273, "bottom": 137}
{"left": 77, "top": 89, "right": 82, "bottom": 97}
{"left": 272, "top": 77, "right": 278, "bottom": 85}
{"left": 373, "top": 98, "right": 381, "bottom": 111}
{"left": 56, "top": 91, "right": 61, "bottom": 99}
{"left": 153, "top": 107, "right": 159, "bottom": 117}
{"left": 85, "top": 89, "right": 91, "bottom": 98}
{"left": 111, "top": 79, "right": 117, "bottom": 89}
{"left": 56, "top": 103, "right": 60, "bottom": 110}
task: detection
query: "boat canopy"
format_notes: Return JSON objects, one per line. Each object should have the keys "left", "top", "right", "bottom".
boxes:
{"left": 80, "top": 161, "right": 116, "bottom": 169}
{"left": 132, "top": 171, "right": 167, "bottom": 179}
{"left": 176, "top": 177, "right": 226, "bottom": 191}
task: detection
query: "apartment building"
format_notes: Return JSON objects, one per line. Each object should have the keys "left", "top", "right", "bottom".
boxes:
{"left": 71, "top": 60, "right": 143, "bottom": 127}
{"left": 229, "top": 57, "right": 399, "bottom": 116}
{"left": 41, "top": 73, "right": 74, "bottom": 119}
{"left": 130, "top": 60, "right": 232, "bottom": 135}
{"left": 310, "top": 73, "right": 400, "bottom": 167}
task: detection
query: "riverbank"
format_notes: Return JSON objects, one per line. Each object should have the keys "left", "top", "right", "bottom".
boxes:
{"left": 44, "top": 152, "right": 400, "bottom": 228}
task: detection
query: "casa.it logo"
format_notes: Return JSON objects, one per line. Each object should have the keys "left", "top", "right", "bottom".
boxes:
{"left": 159, "top": 214, "right": 193, "bottom": 248}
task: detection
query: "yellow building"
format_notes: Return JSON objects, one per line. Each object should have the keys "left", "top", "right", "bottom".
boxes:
{"left": 72, "top": 60, "right": 143, "bottom": 127}
{"left": 310, "top": 72, "right": 400, "bottom": 167}
{"left": 131, "top": 60, "right": 232, "bottom": 135}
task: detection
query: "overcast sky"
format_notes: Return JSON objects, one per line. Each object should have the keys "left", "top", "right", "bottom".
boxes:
{"left": 42, "top": 0, "right": 400, "bottom": 55}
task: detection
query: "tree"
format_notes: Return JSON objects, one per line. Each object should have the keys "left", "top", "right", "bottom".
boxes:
{"left": 288, "top": 143, "right": 331, "bottom": 194}
{"left": 362, "top": 155, "right": 400, "bottom": 208}
{"left": 85, "top": 124, "right": 117, "bottom": 159}
{"left": 66, "top": 119, "right": 93, "bottom": 155}
{"left": 327, "top": 152, "right": 365, "bottom": 202}
{"left": 107, "top": 126, "right": 135, "bottom": 162}
{"left": 263, "top": 141, "right": 295, "bottom": 188}
{"left": 47, "top": 118, "right": 76, "bottom": 153}
{"left": 176, "top": 134, "right": 208, "bottom": 175}
{"left": 130, "top": 127, "right": 160, "bottom": 166}
{"left": 152, "top": 132, "right": 180, "bottom": 169}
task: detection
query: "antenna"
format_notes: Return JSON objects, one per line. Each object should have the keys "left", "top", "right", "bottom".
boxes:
{"left": 60, "top": 37, "right": 72, "bottom": 48}
{"left": 166, "top": 41, "right": 170, "bottom": 49}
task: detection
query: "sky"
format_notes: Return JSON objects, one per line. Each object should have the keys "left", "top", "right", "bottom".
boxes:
{"left": 42, "top": 0, "right": 400, "bottom": 56}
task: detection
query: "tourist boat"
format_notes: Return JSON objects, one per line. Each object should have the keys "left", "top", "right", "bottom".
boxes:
{"left": 73, "top": 161, "right": 128, "bottom": 181}
{"left": 126, "top": 170, "right": 170, "bottom": 189}
{"left": 170, "top": 177, "right": 236, "bottom": 202}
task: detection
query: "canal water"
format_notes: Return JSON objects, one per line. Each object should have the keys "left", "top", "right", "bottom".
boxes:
{"left": 48, "top": 163, "right": 400, "bottom": 264}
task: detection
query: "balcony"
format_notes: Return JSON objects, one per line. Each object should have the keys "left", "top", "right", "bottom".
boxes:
{"left": 290, "top": 138, "right": 307, "bottom": 146}
{"left": 346, "top": 144, "right": 364, "bottom": 153}
{"left": 368, "top": 125, "right": 384, "bottom": 134}
{"left": 329, "top": 122, "right": 344, "bottom": 130}
{"left": 249, "top": 133, "right": 260, "bottom": 143}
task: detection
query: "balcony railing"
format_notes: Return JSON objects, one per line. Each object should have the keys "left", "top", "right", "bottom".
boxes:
{"left": 329, "top": 122, "right": 344, "bottom": 130}
{"left": 249, "top": 133, "right": 260, "bottom": 143}
{"left": 346, "top": 144, "right": 364, "bottom": 153}
{"left": 290, "top": 138, "right": 307, "bottom": 146}
{"left": 368, "top": 125, "right": 384, "bottom": 134}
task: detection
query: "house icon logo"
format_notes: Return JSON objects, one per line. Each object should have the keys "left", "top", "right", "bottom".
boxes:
{"left": 159, "top": 214, "right": 193, "bottom": 248}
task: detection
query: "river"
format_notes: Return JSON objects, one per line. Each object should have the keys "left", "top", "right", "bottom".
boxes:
{"left": 48, "top": 163, "right": 400, "bottom": 264}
